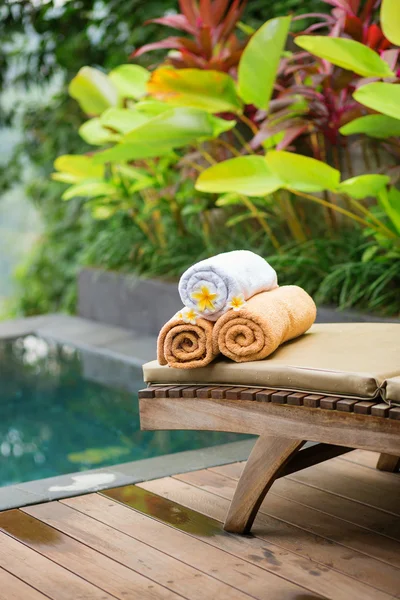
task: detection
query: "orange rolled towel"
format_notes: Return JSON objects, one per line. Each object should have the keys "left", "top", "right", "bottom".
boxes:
{"left": 213, "top": 285, "right": 316, "bottom": 363}
{"left": 158, "top": 312, "right": 218, "bottom": 369}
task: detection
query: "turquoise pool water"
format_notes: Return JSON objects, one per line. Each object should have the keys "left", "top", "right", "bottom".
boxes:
{"left": 0, "top": 335, "right": 249, "bottom": 488}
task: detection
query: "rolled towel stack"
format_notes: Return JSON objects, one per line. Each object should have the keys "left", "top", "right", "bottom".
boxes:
{"left": 157, "top": 250, "right": 316, "bottom": 369}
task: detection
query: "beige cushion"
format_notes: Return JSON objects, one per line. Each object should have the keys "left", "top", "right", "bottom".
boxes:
{"left": 143, "top": 323, "right": 400, "bottom": 400}
{"left": 386, "top": 377, "right": 400, "bottom": 406}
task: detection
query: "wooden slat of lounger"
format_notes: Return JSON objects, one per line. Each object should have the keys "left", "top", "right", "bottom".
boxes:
{"left": 167, "top": 386, "right": 190, "bottom": 398}
{"left": 23, "top": 501, "right": 251, "bottom": 600}
{"left": 140, "top": 476, "right": 396, "bottom": 599}
{"left": 211, "top": 387, "right": 234, "bottom": 399}
{"left": 0, "top": 530, "right": 114, "bottom": 600}
{"left": 354, "top": 401, "right": 377, "bottom": 415}
{"left": 289, "top": 458, "right": 400, "bottom": 516}
{"left": 196, "top": 387, "right": 220, "bottom": 398}
{"left": 191, "top": 466, "right": 400, "bottom": 584}
{"left": 138, "top": 387, "right": 156, "bottom": 399}
{"left": 0, "top": 510, "right": 178, "bottom": 600}
{"left": 225, "top": 388, "right": 248, "bottom": 400}
{"left": 337, "top": 398, "right": 359, "bottom": 412}
{"left": 255, "top": 389, "right": 275, "bottom": 402}
{"left": 73, "top": 491, "right": 319, "bottom": 600}
{"left": 319, "top": 397, "right": 340, "bottom": 410}
{"left": 0, "top": 567, "right": 50, "bottom": 600}
{"left": 271, "top": 391, "right": 291, "bottom": 404}
{"left": 389, "top": 407, "right": 400, "bottom": 420}
{"left": 105, "top": 484, "right": 381, "bottom": 600}
{"left": 239, "top": 388, "right": 265, "bottom": 401}
{"left": 371, "top": 403, "right": 391, "bottom": 418}
{"left": 182, "top": 386, "right": 204, "bottom": 398}
{"left": 287, "top": 393, "right": 308, "bottom": 406}
{"left": 154, "top": 386, "right": 178, "bottom": 398}
{"left": 303, "top": 395, "right": 324, "bottom": 408}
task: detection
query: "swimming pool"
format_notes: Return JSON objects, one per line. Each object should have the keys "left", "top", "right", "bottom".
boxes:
{"left": 0, "top": 335, "right": 249, "bottom": 488}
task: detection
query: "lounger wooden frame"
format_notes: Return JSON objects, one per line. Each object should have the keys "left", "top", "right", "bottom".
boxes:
{"left": 139, "top": 385, "right": 400, "bottom": 534}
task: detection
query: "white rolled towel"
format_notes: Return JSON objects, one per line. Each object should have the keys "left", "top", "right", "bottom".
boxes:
{"left": 178, "top": 250, "right": 278, "bottom": 321}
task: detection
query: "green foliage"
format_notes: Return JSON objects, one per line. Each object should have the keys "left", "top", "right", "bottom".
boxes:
{"left": 4, "top": 0, "right": 400, "bottom": 318}
{"left": 381, "top": 0, "right": 400, "bottom": 45}
{"left": 238, "top": 16, "right": 291, "bottom": 110}
{"left": 339, "top": 115, "right": 400, "bottom": 139}
{"left": 353, "top": 83, "right": 400, "bottom": 120}
{"left": 294, "top": 36, "right": 394, "bottom": 78}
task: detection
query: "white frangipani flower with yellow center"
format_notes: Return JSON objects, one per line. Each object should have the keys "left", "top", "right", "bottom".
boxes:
{"left": 191, "top": 285, "right": 218, "bottom": 312}
{"left": 228, "top": 294, "right": 247, "bottom": 311}
{"left": 182, "top": 307, "right": 199, "bottom": 325}
{"left": 175, "top": 309, "right": 185, "bottom": 320}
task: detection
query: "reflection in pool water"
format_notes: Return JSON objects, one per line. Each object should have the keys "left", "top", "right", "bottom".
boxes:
{"left": 0, "top": 335, "right": 250, "bottom": 487}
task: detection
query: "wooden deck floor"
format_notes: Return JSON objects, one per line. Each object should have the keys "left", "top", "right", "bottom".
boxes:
{"left": 0, "top": 449, "right": 399, "bottom": 600}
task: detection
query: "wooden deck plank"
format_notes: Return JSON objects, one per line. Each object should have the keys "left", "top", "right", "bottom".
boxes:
{"left": 63, "top": 491, "right": 326, "bottom": 600}
{"left": 0, "top": 509, "right": 179, "bottom": 600}
{"left": 209, "top": 462, "right": 400, "bottom": 569}
{"left": 0, "top": 568, "right": 49, "bottom": 600}
{"left": 286, "top": 457, "right": 400, "bottom": 515}
{"left": 0, "top": 530, "right": 113, "bottom": 600}
{"left": 22, "top": 501, "right": 253, "bottom": 600}
{"left": 101, "top": 484, "right": 392, "bottom": 600}
{"left": 138, "top": 475, "right": 400, "bottom": 598}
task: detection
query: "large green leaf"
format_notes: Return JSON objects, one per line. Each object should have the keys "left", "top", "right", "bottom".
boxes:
{"left": 147, "top": 68, "right": 242, "bottom": 114}
{"left": 108, "top": 64, "right": 150, "bottom": 99}
{"left": 339, "top": 114, "right": 400, "bottom": 138}
{"left": 100, "top": 108, "right": 149, "bottom": 134}
{"left": 381, "top": 0, "right": 400, "bottom": 45}
{"left": 265, "top": 151, "right": 340, "bottom": 192}
{"left": 353, "top": 83, "right": 400, "bottom": 120}
{"left": 338, "top": 175, "right": 390, "bottom": 199}
{"left": 62, "top": 180, "right": 118, "bottom": 201}
{"left": 378, "top": 187, "right": 400, "bottom": 234}
{"left": 195, "top": 156, "right": 282, "bottom": 197}
{"left": 238, "top": 16, "right": 291, "bottom": 110}
{"left": 69, "top": 67, "right": 118, "bottom": 116}
{"left": 295, "top": 36, "right": 394, "bottom": 78}
{"left": 79, "top": 118, "right": 120, "bottom": 145}
{"left": 94, "top": 107, "right": 235, "bottom": 163}
{"left": 52, "top": 155, "right": 104, "bottom": 183}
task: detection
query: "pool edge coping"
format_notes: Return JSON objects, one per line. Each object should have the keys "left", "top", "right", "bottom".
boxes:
{"left": 0, "top": 439, "right": 255, "bottom": 511}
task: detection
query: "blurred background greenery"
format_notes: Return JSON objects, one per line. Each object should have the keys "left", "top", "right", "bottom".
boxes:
{"left": 1, "top": 0, "right": 399, "bottom": 319}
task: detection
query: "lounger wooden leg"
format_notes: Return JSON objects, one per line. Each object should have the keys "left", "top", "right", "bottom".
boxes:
{"left": 224, "top": 434, "right": 304, "bottom": 534}
{"left": 377, "top": 453, "right": 400, "bottom": 472}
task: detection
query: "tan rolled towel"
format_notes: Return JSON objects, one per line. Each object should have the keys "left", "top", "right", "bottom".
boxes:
{"left": 213, "top": 285, "right": 316, "bottom": 362}
{"left": 158, "top": 313, "right": 218, "bottom": 369}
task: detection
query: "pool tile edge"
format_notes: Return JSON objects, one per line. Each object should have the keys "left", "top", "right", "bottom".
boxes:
{"left": 0, "top": 439, "right": 255, "bottom": 511}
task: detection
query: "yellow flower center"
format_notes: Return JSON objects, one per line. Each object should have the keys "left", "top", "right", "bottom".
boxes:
{"left": 191, "top": 285, "right": 218, "bottom": 312}
{"left": 185, "top": 308, "right": 198, "bottom": 321}
{"left": 230, "top": 296, "right": 246, "bottom": 309}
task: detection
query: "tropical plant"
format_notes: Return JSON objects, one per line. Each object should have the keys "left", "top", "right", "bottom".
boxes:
{"left": 132, "top": 0, "right": 249, "bottom": 73}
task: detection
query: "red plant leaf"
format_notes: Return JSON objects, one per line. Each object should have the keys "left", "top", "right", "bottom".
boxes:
{"left": 178, "top": 0, "right": 199, "bottom": 27}
{"left": 365, "top": 24, "right": 383, "bottom": 49}
{"left": 277, "top": 124, "right": 308, "bottom": 150}
{"left": 147, "top": 15, "right": 196, "bottom": 35}
{"left": 381, "top": 49, "right": 399, "bottom": 70}
{"left": 199, "top": 0, "right": 213, "bottom": 27}
{"left": 131, "top": 37, "right": 185, "bottom": 58}
{"left": 212, "top": 0, "right": 231, "bottom": 26}
{"left": 199, "top": 25, "right": 213, "bottom": 59}
{"left": 344, "top": 15, "right": 363, "bottom": 41}
{"left": 219, "top": 0, "right": 247, "bottom": 42}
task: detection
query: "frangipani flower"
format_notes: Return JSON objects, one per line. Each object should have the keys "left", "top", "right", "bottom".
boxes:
{"left": 182, "top": 307, "right": 199, "bottom": 325}
{"left": 191, "top": 285, "right": 218, "bottom": 312}
{"left": 175, "top": 309, "right": 185, "bottom": 320}
{"left": 228, "top": 294, "right": 247, "bottom": 311}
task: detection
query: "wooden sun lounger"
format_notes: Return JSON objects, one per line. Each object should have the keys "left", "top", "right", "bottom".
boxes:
{"left": 139, "top": 384, "right": 400, "bottom": 534}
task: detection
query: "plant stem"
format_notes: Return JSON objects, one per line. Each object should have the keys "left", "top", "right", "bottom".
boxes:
{"left": 232, "top": 127, "right": 255, "bottom": 155}
{"left": 240, "top": 195, "right": 282, "bottom": 252}
{"left": 288, "top": 188, "right": 398, "bottom": 241}
{"left": 214, "top": 137, "right": 242, "bottom": 157}
{"left": 238, "top": 113, "right": 258, "bottom": 136}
